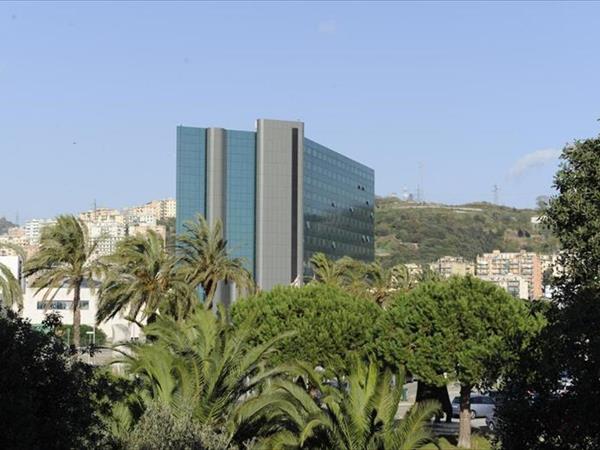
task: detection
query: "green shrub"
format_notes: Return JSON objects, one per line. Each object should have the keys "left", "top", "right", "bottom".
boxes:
{"left": 231, "top": 284, "right": 381, "bottom": 373}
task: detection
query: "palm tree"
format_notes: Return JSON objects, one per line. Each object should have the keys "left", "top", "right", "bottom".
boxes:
{"left": 96, "top": 230, "right": 198, "bottom": 325}
{"left": 366, "top": 263, "right": 415, "bottom": 307}
{"left": 252, "top": 360, "right": 440, "bottom": 450}
{"left": 0, "top": 242, "right": 25, "bottom": 312}
{"left": 113, "top": 307, "right": 295, "bottom": 447}
{"left": 177, "top": 215, "right": 253, "bottom": 309}
{"left": 23, "top": 215, "right": 102, "bottom": 348}
{"left": 0, "top": 261, "right": 22, "bottom": 311}
{"left": 309, "top": 252, "right": 347, "bottom": 287}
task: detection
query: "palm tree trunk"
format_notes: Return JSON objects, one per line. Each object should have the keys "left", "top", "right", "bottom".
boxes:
{"left": 457, "top": 384, "right": 471, "bottom": 449}
{"left": 72, "top": 282, "right": 81, "bottom": 348}
{"left": 204, "top": 280, "right": 216, "bottom": 310}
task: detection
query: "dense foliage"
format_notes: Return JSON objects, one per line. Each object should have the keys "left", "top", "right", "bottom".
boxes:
{"left": 0, "top": 309, "right": 103, "bottom": 449}
{"left": 372, "top": 276, "right": 543, "bottom": 448}
{"left": 97, "top": 229, "right": 198, "bottom": 323}
{"left": 231, "top": 284, "right": 382, "bottom": 372}
{"left": 375, "top": 197, "right": 559, "bottom": 266}
{"left": 496, "top": 135, "right": 600, "bottom": 450}
{"left": 110, "top": 307, "right": 297, "bottom": 448}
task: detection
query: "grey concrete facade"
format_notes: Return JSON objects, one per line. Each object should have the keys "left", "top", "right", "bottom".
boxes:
{"left": 206, "top": 128, "right": 227, "bottom": 227}
{"left": 255, "top": 119, "right": 304, "bottom": 290}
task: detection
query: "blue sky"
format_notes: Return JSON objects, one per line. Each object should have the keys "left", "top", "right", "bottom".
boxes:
{"left": 1, "top": 1, "right": 599, "bottom": 222}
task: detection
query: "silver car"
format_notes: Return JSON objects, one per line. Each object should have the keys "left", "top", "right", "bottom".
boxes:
{"left": 451, "top": 394, "right": 495, "bottom": 419}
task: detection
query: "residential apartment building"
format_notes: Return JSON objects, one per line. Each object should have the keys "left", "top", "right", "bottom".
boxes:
{"left": 476, "top": 250, "right": 543, "bottom": 299}
{"left": 430, "top": 256, "right": 475, "bottom": 278}
{"left": 0, "top": 227, "right": 35, "bottom": 257}
{"left": 23, "top": 218, "right": 56, "bottom": 244}
{"left": 126, "top": 199, "right": 176, "bottom": 222}
{"left": 176, "top": 119, "right": 374, "bottom": 303}
{"left": 79, "top": 208, "right": 125, "bottom": 224}
{"left": 87, "top": 221, "right": 127, "bottom": 257}
{"left": 478, "top": 274, "right": 530, "bottom": 300}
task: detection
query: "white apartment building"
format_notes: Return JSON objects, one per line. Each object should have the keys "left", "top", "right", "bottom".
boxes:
{"left": 88, "top": 221, "right": 127, "bottom": 257}
{"left": 23, "top": 218, "right": 56, "bottom": 244}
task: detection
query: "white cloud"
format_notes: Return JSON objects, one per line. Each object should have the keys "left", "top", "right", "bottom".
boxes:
{"left": 318, "top": 20, "right": 336, "bottom": 34}
{"left": 509, "top": 148, "right": 561, "bottom": 178}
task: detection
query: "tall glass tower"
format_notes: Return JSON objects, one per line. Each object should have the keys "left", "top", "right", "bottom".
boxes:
{"left": 176, "top": 119, "right": 374, "bottom": 302}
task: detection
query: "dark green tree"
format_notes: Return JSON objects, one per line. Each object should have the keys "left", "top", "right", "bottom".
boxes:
{"left": 372, "top": 276, "right": 543, "bottom": 449}
{"left": 496, "top": 135, "right": 600, "bottom": 450}
{"left": 0, "top": 309, "right": 103, "bottom": 449}
{"left": 231, "top": 284, "right": 382, "bottom": 373}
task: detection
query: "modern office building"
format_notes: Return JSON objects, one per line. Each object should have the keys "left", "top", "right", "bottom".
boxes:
{"left": 176, "top": 119, "right": 374, "bottom": 299}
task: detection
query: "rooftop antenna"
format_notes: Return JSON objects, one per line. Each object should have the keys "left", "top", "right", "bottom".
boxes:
{"left": 493, "top": 184, "right": 500, "bottom": 205}
{"left": 416, "top": 162, "right": 424, "bottom": 203}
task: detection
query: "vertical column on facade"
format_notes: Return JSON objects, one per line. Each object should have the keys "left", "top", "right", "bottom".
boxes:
{"left": 255, "top": 119, "right": 304, "bottom": 291}
{"left": 206, "top": 128, "right": 231, "bottom": 305}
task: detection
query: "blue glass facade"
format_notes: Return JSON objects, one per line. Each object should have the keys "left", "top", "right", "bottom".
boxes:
{"left": 176, "top": 126, "right": 206, "bottom": 234}
{"left": 176, "top": 121, "right": 375, "bottom": 292}
{"left": 225, "top": 130, "right": 256, "bottom": 276}
{"left": 303, "top": 138, "right": 375, "bottom": 273}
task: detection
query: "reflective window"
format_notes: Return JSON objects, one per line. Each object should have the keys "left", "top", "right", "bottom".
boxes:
{"left": 303, "top": 138, "right": 375, "bottom": 275}
{"left": 176, "top": 126, "right": 206, "bottom": 234}
{"left": 226, "top": 130, "right": 256, "bottom": 276}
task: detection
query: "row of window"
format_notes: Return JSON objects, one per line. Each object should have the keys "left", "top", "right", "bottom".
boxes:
{"left": 37, "top": 301, "right": 90, "bottom": 310}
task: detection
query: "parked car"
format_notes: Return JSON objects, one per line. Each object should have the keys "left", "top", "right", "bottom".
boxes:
{"left": 451, "top": 394, "right": 496, "bottom": 419}
{"left": 486, "top": 413, "right": 497, "bottom": 431}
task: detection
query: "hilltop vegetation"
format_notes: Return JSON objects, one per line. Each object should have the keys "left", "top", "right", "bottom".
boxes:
{"left": 375, "top": 196, "right": 559, "bottom": 266}
{"left": 0, "top": 217, "right": 16, "bottom": 235}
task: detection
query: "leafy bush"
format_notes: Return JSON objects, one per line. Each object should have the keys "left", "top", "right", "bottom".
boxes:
{"left": 231, "top": 284, "right": 382, "bottom": 372}
{"left": 0, "top": 309, "right": 103, "bottom": 449}
{"left": 126, "top": 403, "right": 237, "bottom": 450}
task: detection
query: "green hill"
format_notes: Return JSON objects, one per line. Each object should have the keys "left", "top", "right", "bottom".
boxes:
{"left": 375, "top": 196, "right": 559, "bottom": 266}
{"left": 0, "top": 217, "right": 16, "bottom": 235}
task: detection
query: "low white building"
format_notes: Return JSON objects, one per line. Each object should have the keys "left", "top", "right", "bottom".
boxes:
{"left": 1, "top": 255, "right": 141, "bottom": 344}
{"left": 22, "top": 285, "right": 141, "bottom": 344}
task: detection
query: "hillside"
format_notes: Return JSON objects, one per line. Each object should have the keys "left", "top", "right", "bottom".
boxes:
{"left": 0, "top": 217, "right": 16, "bottom": 235}
{"left": 375, "top": 196, "right": 559, "bottom": 266}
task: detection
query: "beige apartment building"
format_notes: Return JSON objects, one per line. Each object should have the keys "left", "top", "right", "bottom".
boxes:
{"left": 430, "top": 256, "right": 475, "bottom": 278}
{"left": 126, "top": 199, "right": 176, "bottom": 222}
{"left": 478, "top": 274, "right": 530, "bottom": 300}
{"left": 79, "top": 208, "right": 125, "bottom": 224}
{"left": 476, "top": 250, "right": 543, "bottom": 299}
